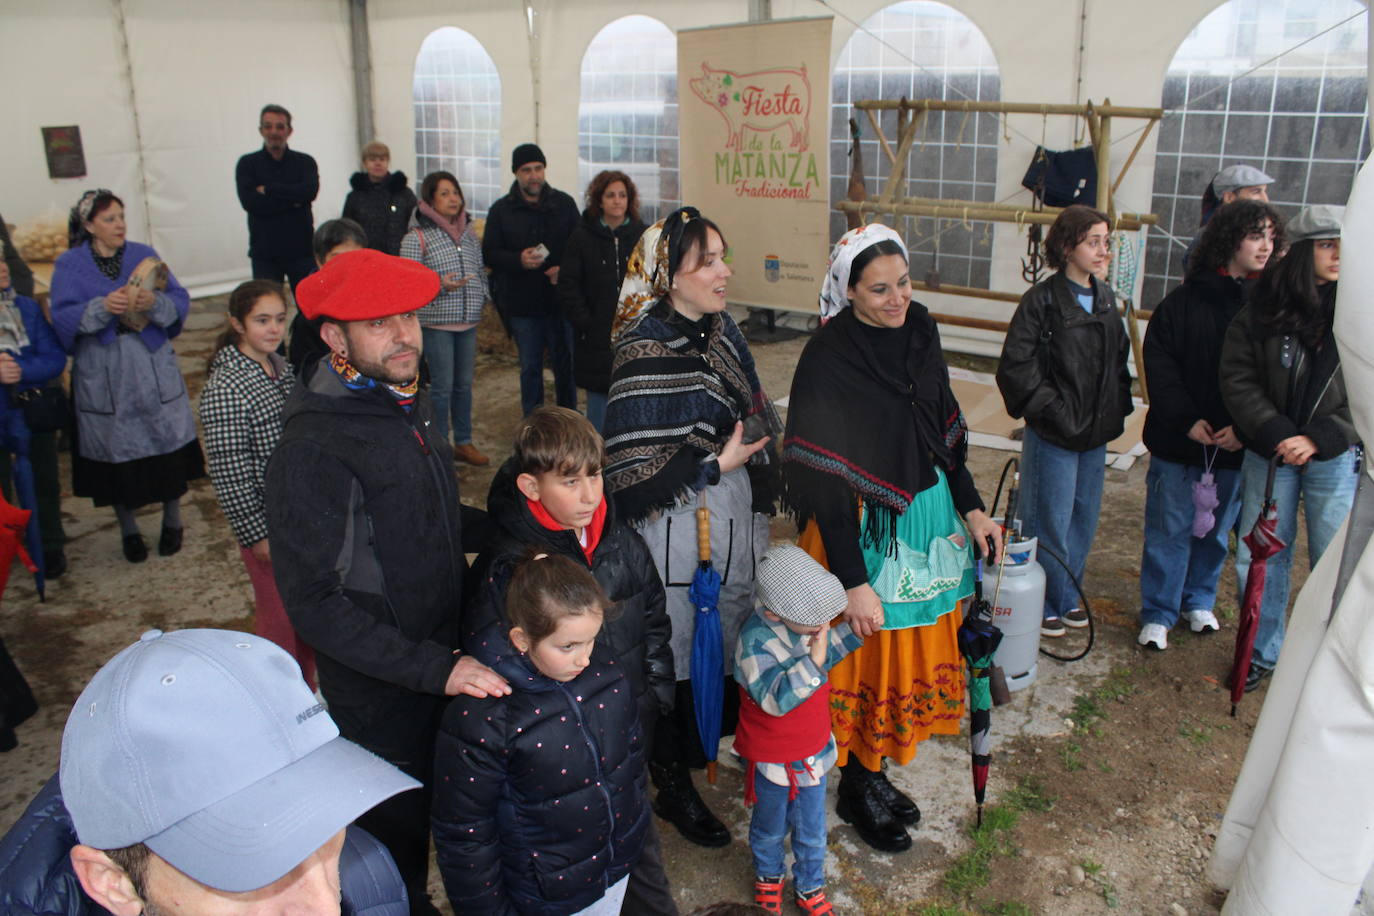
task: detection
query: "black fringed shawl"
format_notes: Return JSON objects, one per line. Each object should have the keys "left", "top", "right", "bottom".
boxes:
{"left": 604, "top": 302, "right": 782, "bottom": 524}
{"left": 781, "top": 303, "right": 979, "bottom": 554}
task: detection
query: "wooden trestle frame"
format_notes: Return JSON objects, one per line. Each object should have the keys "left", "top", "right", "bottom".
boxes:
{"left": 837, "top": 97, "right": 1165, "bottom": 402}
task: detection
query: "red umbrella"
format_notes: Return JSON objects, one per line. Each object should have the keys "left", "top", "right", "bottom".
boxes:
{"left": 1230, "top": 456, "right": 1285, "bottom": 715}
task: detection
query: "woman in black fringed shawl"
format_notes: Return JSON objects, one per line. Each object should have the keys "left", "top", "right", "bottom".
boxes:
{"left": 602, "top": 207, "right": 782, "bottom": 849}
{"left": 782, "top": 223, "right": 1001, "bottom": 853}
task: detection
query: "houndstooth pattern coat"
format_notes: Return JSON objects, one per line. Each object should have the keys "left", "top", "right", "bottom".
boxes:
{"left": 199, "top": 345, "right": 294, "bottom": 546}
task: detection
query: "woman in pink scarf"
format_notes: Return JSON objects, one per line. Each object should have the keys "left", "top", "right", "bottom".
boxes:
{"left": 400, "top": 171, "right": 491, "bottom": 466}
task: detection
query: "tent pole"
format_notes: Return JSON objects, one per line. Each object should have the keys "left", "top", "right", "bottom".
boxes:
{"left": 111, "top": 0, "right": 153, "bottom": 246}
{"left": 349, "top": 0, "right": 374, "bottom": 148}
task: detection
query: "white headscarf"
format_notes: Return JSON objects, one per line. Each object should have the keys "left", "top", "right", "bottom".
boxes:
{"left": 818, "top": 223, "right": 908, "bottom": 322}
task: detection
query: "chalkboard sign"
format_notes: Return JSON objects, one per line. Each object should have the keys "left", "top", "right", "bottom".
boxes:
{"left": 42, "top": 126, "right": 86, "bottom": 179}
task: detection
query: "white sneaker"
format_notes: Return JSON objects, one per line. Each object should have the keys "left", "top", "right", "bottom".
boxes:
{"left": 1184, "top": 609, "right": 1220, "bottom": 634}
{"left": 1137, "top": 623, "right": 1168, "bottom": 650}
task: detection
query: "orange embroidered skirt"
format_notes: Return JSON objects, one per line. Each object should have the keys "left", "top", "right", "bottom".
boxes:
{"left": 798, "top": 521, "right": 966, "bottom": 769}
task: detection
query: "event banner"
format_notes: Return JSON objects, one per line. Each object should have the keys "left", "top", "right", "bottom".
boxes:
{"left": 677, "top": 17, "right": 832, "bottom": 314}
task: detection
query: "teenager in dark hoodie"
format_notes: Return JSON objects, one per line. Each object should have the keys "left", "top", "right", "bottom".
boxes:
{"left": 468, "top": 406, "right": 678, "bottom": 914}
{"left": 342, "top": 142, "right": 417, "bottom": 257}
{"left": 1138, "top": 199, "right": 1284, "bottom": 651}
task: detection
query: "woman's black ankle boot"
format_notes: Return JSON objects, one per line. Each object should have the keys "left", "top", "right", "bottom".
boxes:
{"left": 649, "top": 761, "right": 731, "bottom": 848}
{"left": 836, "top": 760, "right": 911, "bottom": 852}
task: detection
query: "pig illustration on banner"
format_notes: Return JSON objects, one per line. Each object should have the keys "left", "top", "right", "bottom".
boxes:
{"left": 689, "top": 62, "right": 811, "bottom": 152}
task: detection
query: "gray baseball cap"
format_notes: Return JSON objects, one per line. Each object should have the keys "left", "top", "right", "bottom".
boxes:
{"left": 59, "top": 629, "right": 419, "bottom": 892}
{"left": 755, "top": 544, "right": 848, "bottom": 627}
{"left": 1287, "top": 204, "right": 1344, "bottom": 243}
{"left": 1212, "top": 164, "right": 1274, "bottom": 195}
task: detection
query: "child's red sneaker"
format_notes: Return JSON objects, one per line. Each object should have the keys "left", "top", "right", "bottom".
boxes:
{"left": 753, "top": 877, "right": 785, "bottom": 914}
{"left": 796, "top": 887, "right": 836, "bottom": 916}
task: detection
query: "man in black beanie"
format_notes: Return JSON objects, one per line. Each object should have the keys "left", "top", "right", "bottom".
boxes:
{"left": 482, "top": 143, "right": 581, "bottom": 415}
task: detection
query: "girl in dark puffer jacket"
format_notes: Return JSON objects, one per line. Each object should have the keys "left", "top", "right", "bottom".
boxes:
{"left": 433, "top": 553, "right": 648, "bottom": 916}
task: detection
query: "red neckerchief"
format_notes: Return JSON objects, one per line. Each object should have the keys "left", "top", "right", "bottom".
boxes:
{"left": 527, "top": 495, "right": 607, "bottom": 565}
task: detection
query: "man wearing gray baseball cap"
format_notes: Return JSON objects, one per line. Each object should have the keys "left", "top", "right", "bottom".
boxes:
{"left": 0, "top": 628, "right": 419, "bottom": 913}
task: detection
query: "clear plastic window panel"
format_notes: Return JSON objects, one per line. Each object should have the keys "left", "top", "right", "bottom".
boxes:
{"left": 831, "top": 1, "right": 1001, "bottom": 290}
{"left": 1142, "top": 0, "right": 1369, "bottom": 308}
{"left": 412, "top": 28, "right": 503, "bottom": 218}
{"left": 577, "top": 16, "right": 679, "bottom": 224}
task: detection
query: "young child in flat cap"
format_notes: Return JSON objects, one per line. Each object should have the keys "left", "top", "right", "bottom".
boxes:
{"left": 733, "top": 544, "right": 863, "bottom": 916}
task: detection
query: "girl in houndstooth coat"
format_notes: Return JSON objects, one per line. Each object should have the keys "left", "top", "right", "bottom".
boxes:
{"left": 199, "top": 280, "right": 314, "bottom": 684}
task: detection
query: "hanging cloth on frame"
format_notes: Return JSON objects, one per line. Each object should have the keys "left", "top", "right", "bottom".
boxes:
{"left": 1021, "top": 146, "right": 1098, "bottom": 208}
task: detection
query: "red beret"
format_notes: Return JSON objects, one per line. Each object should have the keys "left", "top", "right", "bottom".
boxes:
{"left": 295, "top": 249, "right": 440, "bottom": 321}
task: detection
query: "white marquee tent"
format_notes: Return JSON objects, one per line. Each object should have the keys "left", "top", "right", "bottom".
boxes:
{"left": 1, "top": 0, "right": 1369, "bottom": 345}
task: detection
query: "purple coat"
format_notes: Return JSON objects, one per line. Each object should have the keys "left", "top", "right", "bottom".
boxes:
{"left": 50, "top": 240, "right": 189, "bottom": 354}
{"left": 49, "top": 241, "right": 197, "bottom": 464}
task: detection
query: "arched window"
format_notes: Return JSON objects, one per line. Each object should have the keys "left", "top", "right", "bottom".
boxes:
{"left": 1143, "top": 0, "right": 1368, "bottom": 306}
{"left": 577, "top": 15, "right": 678, "bottom": 223}
{"left": 412, "top": 28, "right": 503, "bottom": 217}
{"left": 831, "top": 1, "right": 1001, "bottom": 288}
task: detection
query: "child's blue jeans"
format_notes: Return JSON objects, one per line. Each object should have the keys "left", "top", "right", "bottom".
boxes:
{"left": 749, "top": 767, "right": 827, "bottom": 895}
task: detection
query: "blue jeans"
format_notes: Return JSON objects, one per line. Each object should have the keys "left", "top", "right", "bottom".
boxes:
{"left": 1139, "top": 456, "right": 1243, "bottom": 628}
{"left": 1235, "top": 447, "right": 1358, "bottom": 668}
{"left": 1019, "top": 427, "right": 1105, "bottom": 619}
{"left": 510, "top": 313, "right": 577, "bottom": 416}
{"left": 748, "top": 768, "right": 827, "bottom": 895}
{"left": 421, "top": 327, "right": 476, "bottom": 445}
{"left": 585, "top": 390, "right": 607, "bottom": 433}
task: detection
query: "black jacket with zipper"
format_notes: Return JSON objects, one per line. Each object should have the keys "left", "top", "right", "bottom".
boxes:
{"left": 997, "top": 271, "right": 1134, "bottom": 451}
{"left": 558, "top": 211, "right": 647, "bottom": 392}
{"left": 470, "top": 458, "right": 674, "bottom": 727}
{"left": 264, "top": 364, "right": 465, "bottom": 718}
{"left": 1218, "top": 287, "right": 1357, "bottom": 460}
{"left": 1142, "top": 270, "right": 1250, "bottom": 470}
{"left": 482, "top": 181, "right": 580, "bottom": 320}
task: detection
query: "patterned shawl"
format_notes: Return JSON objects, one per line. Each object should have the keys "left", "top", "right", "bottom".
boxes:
{"left": 603, "top": 303, "right": 781, "bottom": 524}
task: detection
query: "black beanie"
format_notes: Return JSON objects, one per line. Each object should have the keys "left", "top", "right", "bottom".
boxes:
{"left": 511, "top": 143, "right": 546, "bottom": 172}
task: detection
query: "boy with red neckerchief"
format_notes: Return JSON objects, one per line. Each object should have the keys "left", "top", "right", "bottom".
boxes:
{"left": 466, "top": 406, "right": 678, "bottom": 914}
{"left": 735, "top": 545, "right": 863, "bottom": 916}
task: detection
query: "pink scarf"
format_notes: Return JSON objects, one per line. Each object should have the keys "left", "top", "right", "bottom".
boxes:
{"left": 416, "top": 199, "right": 467, "bottom": 247}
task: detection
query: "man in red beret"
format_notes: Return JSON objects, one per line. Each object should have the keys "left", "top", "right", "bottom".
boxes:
{"left": 263, "top": 249, "right": 510, "bottom": 915}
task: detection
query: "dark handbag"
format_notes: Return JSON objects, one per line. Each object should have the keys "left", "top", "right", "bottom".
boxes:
{"left": 1022, "top": 146, "right": 1098, "bottom": 208}
{"left": 11, "top": 384, "right": 70, "bottom": 433}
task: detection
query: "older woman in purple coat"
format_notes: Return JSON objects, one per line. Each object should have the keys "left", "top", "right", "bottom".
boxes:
{"left": 50, "top": 189, "right": 204, "bottom": 563}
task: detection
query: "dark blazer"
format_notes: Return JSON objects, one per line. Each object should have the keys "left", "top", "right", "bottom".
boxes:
{"left": 235, "top": 146, "right": 319, "bottom": 260}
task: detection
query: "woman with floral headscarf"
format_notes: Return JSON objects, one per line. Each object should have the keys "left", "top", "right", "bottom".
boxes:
{"left": 50, "top": 189, "right": 204, "bottom": 563}
{"left": 603, "top": 207, "right": 782, "bottom": 850}
{"left": 782, "top": 224, "right": 1001, "bottom": 853}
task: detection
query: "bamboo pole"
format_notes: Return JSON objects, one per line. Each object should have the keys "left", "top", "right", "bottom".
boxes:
{"left": 836, "top": 199, "right": 1156, "bottom": 230}
{"left": 1111, "top": 118, "right": 1158, "bottom": 197}
{"left": 879, "top": 110, "right": 924, "bottom": 203}
{"left": 1096, "top": 99, "right": 1113, "bottom": 218}
{"left": 864, "top": 107, "right": 897, "bottom": 166}
{"left": 852, "top": 98, "right": 1163, "bottom": 119}
{"left": 842, "top": 193, "right": 1158, "bottom": 223}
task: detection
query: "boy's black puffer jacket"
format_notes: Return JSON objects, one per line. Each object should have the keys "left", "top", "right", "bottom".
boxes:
{"left": 470, "top": 458, "right": 674, "bottom": 728}
{"left": 997, "top": 271, "right": 1134, "bottom": 452}
{"left": 432, "top": 616, "right": 648, "bottom": 916}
